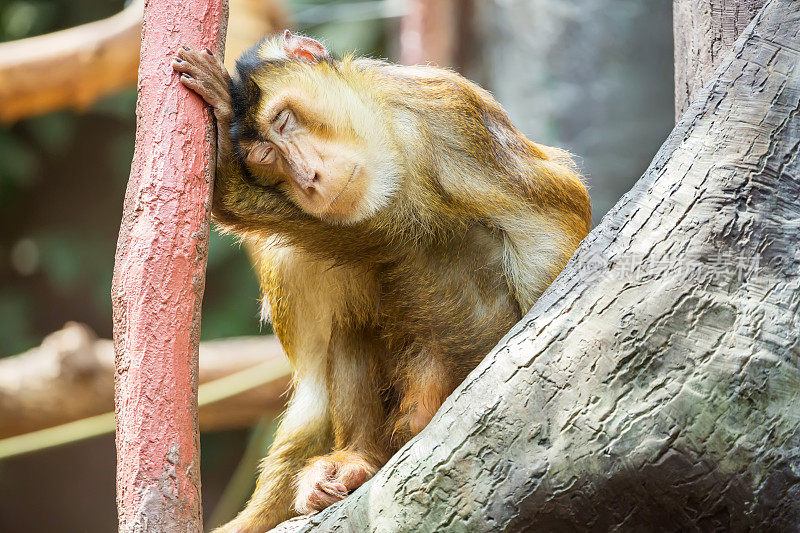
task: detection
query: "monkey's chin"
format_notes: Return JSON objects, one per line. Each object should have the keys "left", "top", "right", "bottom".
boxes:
{"left": 312, "top": 166, "right": 375, "bottom": 225}
{"left": 294, "top": 189, "right": 364, "bottom": 225}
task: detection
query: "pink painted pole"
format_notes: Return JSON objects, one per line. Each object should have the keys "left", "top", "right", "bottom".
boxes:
{"left": 112, "top": 0, "right": 227, "bottom": 531}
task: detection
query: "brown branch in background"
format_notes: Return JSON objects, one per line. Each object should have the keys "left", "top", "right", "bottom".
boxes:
{"left": 0, "top": 323, "right": 290, "bottom": 439}
{"left": 0, "top": 0, "right": 143, "bottom": 123}
{"left": 0, "top": 0, "right": 289, "bottom": 123}
{"left": 225, "top": 0, "right": 290, "bottom": 71}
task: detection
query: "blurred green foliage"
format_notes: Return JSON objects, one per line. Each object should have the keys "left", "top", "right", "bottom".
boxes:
{"left": 290, "top": 0, "right": 390, "bottom": 58}
{"left": 0, "top": 0, "right": 118, "bottom": 40}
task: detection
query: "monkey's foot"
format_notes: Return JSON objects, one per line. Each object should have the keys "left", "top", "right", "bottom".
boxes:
{"left": 294, "top": 450, "right": 377, "bottom": 514}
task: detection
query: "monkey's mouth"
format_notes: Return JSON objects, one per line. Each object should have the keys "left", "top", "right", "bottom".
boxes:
{"left": 327, "top": 164, "right": 359, "bottom": 210}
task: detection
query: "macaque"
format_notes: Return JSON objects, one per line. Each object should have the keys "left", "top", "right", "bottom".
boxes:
{"left": 173, "top": 30, "right": 590, "bottom": 533}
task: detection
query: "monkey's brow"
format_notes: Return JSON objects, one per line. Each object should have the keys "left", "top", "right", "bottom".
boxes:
{"left": 260, "top": 91, "right": 330, "bottom": 131}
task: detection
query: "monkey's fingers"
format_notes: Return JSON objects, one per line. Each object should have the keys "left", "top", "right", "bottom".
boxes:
{"left": 175, "top": 46, "right": 230, "bottom": 86}
{"left": 175, "top": 72, "right": 231, "bottom": 122}
{"left": 174, "top": 48, "right": 232, "bottom": 121}
{"left": 175, "top": 72, "right": 209, "bottom": 101}
{"left": 294, "top": 457, "right": 343, "bottom": 514}
{"left": 319, "top": 480, "right": 348, "bottom": 498}
{"left": 295, "top": 482, "right": 345, "bottom": 513}
{"left": 335, "top": 461, "right": 374, "bottom": 490}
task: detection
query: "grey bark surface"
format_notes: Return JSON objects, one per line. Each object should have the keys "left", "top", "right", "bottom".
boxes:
{"left": 269, "top": 0, "right": 800, "bottom": 530}
{"left": 468, "top": 0, "right": 674, "bottom": 224}
{"left": 674, "top": 0, "right": 766, "bottom": 118}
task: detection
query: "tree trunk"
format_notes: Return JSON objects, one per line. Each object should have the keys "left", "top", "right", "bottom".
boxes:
{"left": 399, "top": 0, "right": 474, "bottom": 70}
{"left": 111, "top": 1, "right": 227, "bottom": 531}
{"left": 674, "top": 0, "right": 766, "bottom": 118}
{"left": 270, "top": 0, "right": 800, "bottom": 530}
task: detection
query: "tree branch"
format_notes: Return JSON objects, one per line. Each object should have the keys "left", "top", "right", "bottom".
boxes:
{"left": 0, "top": 0, "right": 143, "bottom": 123}
{"left": 0, "top": 322, "right": 289, "bottom": 439}
{"left": 673, "top": 0, "right": 766, "bottom": 119}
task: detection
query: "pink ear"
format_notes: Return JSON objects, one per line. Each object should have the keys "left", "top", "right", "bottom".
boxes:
{"left": 283, "top": 30, "right": 329, "bottom": 63}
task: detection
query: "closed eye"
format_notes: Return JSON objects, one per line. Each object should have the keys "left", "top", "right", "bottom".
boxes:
{"left": 274, "top": 109, "right": 293, "bottom": 135}
{"left": 249, "top": 142, "right": 275, "bottom": 165}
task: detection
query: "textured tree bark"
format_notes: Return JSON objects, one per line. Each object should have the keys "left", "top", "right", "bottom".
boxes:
{"left": 673, "top": 0, "right": 766, "bottom": 119}
{"left": 0, "top": 323, "right": 289, "bottom": 439}
{"left": 111, "top": 0, "right": 227, "bottom": 531}
{"left": 269, "top": 0, "right": 800, "bottom": 530}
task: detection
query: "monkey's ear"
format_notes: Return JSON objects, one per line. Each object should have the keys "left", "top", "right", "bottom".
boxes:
{"left": 282, "top": 30, "right": 329, "bottom": 63}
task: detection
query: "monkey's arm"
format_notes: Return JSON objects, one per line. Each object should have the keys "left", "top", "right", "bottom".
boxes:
{"left": 448, "top": 170, "right": 588, "bottom": 312}
{"left": 173, "top": 47, "right": 236, "bottom": 177}
{"left": 219, "top": 389, "right": 331, "bottom": 533}
{"left": 436, "top": 138, "right": 590, "bottom": 312}
{"left": 443, "top": 165, "right": 589, "bottom": 314}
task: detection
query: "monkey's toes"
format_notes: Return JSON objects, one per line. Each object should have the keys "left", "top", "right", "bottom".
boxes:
{"left": 295, "top": 477, "right": 347, "bottom": 514}
{"left": 294, "top": 452, "right": 378, "bottom": 514}
{"left": 319, "top": 480, "right": 348, "bottom": 497}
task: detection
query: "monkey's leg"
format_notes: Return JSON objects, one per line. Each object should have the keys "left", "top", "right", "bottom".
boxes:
{"left": 217, "top": 372, "right": 331, "bottom": 533}
{"left": 294, "top": 327, "right": 391, "bottom": 513}
{"left": 391, "top": 352, "right": 461, "bottom": 445}
{"left": 216, "top": 248, "right": 339, "bottom": 533}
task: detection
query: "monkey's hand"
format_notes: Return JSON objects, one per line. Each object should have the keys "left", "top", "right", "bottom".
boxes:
{"left": 294, "top": 450, "right": 378, "bottom": 514}
{"left": 173, "top": 46, "right": 232, "bottom": 124}
{"left": 172, "top": 46, "right": 238, "bottom": 175}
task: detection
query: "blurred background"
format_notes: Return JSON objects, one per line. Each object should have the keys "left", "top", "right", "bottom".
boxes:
{"left": 0, "top": 0, "right": 673, "bottom": 530}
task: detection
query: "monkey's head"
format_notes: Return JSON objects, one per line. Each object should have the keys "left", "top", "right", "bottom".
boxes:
{"left": 229, "top": 31, "right": 400, "bottom": 224}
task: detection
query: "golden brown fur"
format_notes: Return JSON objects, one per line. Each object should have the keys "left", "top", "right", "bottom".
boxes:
{"left": 173, "top": 31, "right": 590, "bottom": 533}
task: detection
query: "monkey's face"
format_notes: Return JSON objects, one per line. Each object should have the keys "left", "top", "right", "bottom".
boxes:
{"left": 240, "top": 104, "right": 380, "bottom": 223}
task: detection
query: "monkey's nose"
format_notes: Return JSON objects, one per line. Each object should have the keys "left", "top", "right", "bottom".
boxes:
{"left": 292, "top": 169, "right": 318, "bottom": 192}
{"left": 301, "top": 172, "right": 319, "bottom": 192}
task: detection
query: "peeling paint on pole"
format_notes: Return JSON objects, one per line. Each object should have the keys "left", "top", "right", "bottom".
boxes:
{"left": 111, "top": 0, "right": 227, "bottom": 531}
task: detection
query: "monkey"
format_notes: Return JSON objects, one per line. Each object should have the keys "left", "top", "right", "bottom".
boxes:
{"left": 172, "top": 30, "right": 590, "bottom": 533}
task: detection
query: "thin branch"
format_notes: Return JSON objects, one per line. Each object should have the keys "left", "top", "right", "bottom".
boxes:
{"left": 0, "top": 356, "right": 289, "bottom": 459}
